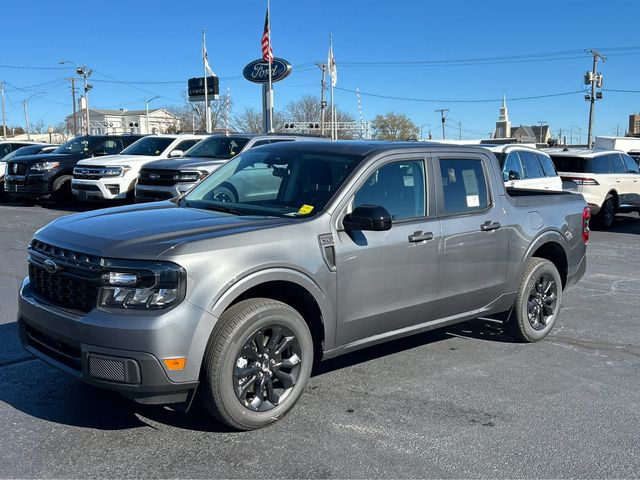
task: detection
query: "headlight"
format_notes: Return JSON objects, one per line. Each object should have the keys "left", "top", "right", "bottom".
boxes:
{"left": 101, "top": 166, "right": 130, "bottom": 177}
{"left": 173, "top": 170, "right": 208, "bottom": 182}
{"left": 31, "top": 161, "right": 60, "bottom": 171}
{"left": 98, "top": 260, "right": 186, "bottom": 310}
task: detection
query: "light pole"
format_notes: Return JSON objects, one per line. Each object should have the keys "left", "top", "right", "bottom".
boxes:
{"left": 60, "top": 60, "right": 92, "bottom": 135}
{"left": 145, "top": 96, "right": 160, "bottom": 134}
{"left": 570, "top": 125, "right": 582, "bottom": 145}
{"left": 420, "top": 124, "right": 431, "bottom": 141}
{"left": 23, "top": 92, "right": 46, "bottom": 140}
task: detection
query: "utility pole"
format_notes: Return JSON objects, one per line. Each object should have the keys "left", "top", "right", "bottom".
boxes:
{"left": 23, "top": 99, "right": 30, "bottom": 140}
{"left": 435, "top": 108, "right": 449, "bottom": 139}
{"left": 1, "top": 81, "right": 6, "bottom": 140}
{"left": 316, "top": 62, "right": 327, "bottom": 136}
{"left": 66, "top": 77, "right": 77, "bottom": 136}
{"left": 586, "top": 49, "right": 606, "bottom": 148}
{"left": 537, "top": 121, "right": 547, "bottom": 144}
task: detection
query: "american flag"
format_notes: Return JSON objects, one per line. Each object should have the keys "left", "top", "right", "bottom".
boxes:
{"left": 261, "top": 9, "right": 273, "bottom": 62}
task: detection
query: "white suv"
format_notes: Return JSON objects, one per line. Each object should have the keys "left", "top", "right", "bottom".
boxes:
{"left": 486, "top": 145, "right": 562, "bottom": 191}
{"left": 548, "top": 148, "right": 640, "bottom": 228}
{"left": 72, "top": 134, "right": 206, "bottom": 201}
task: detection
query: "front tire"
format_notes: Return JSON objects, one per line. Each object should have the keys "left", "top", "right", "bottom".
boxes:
{"left": 505, "top": 257, "right": 563, "bottom": 343}
{"left": 201, "top": 298, "right": 313, "bottom": 430}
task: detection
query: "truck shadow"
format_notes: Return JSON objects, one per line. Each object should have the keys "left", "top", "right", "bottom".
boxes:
{"left": 591, "top": 213, "right": 640, "bottom": 234}
{"left": 0, "top": 317, "right": 512, "bottom": 433}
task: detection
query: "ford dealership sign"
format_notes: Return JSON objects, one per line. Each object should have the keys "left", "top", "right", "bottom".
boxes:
{"left": 243, "top": 58, "right": 292, "bottom": 84}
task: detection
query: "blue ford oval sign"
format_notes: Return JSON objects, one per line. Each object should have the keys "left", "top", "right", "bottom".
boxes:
{"left": 243, "top": 58, "right": 292, "bottom": 84}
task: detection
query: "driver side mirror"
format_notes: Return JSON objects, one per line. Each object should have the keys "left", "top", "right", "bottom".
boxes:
{"left": 343, "top": 205, "right": 392, "bottom": 232}
{"left": 508, "top": 170, "right": 521, "bottom": 181}
{"left": 168, "top": 149, "right": 183, "bottom": 158}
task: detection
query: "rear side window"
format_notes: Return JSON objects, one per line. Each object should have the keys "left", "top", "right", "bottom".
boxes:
{"left": 588, "top": 155, "right": 611, "bottom": 174}
{"left": 519, "top": 151, "right": 544, "bottom": 179}
{"left": 622, "top": 154, "right": 640, "bottom": 174}
{"left": 537, "top": 153, "right": 557, "bottom": 177}
{"left": 439, "top": 158, "right": 489, "bottom": 215}
{"left": 95, "top": 139, "right": 124, "bottom": 155}
{"left": 610, "top": 154, "right": 626, "bottom": 174}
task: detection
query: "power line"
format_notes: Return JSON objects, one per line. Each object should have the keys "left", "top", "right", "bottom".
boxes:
{"left": 335, "top": 86, "right": 585, "bottom": 104}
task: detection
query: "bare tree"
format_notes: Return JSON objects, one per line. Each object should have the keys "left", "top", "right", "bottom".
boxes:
{"left": 371, "top": 112, "right": 419, "bottom": 140}
{"left": 281, "top": 95, "right": 356, "bottom": 138}
{"left": 166, "top": 92, "right": 233, "bottom": 133}
{"left": 52, "top": 121, "right": 72, "bottom": 142}
{"left": 31, "top": 119, "right": 45, "bottom": 134}
{"left": 232, "top": 107, "right": 263, "bottom": 134}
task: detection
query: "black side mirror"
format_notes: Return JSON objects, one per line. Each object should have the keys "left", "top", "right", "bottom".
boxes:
{"left": 508, "top": 170, "right": 521, "bottom": 181}
{"left": 343, "top": 205, "right": 392, "bottom": 232}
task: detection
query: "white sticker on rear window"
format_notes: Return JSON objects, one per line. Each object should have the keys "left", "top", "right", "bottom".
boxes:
{"left": 466, "top": 195, "right": 480, "bottom": 207}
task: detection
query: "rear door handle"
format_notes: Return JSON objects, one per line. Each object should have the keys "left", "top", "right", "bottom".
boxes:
{"left": 408, "top": 231, "right": 434, "bottom": 243}
{"left": 480, "top": 221, "right": 502, "bottom": 232}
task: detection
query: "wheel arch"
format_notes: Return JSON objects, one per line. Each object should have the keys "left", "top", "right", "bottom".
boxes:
{"left": 210, "top": 268, "right": 335, "bottom": 358}
{"left": 524, "top": 232, "right": 569, "bottom": 288}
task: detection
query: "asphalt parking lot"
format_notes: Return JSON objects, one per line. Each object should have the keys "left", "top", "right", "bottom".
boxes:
{"left": 1, "top": 201, "right": 639, "bottom": 479}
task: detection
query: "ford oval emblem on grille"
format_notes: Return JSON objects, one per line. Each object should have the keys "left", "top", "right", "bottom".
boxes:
{"left": 43, "top": 259, "right": 59, "bottom": 274}
{"left": 149, "top": 173, "right": 160, "bottom": 180}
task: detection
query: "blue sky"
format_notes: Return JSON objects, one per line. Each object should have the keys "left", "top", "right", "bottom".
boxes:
{"left": 2, "top": 0, "right": 640, "bottom": 140}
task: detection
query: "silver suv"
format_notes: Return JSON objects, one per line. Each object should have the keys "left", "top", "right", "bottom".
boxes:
{"left": 135, "top": 134, "right": 323, "bottom": 202}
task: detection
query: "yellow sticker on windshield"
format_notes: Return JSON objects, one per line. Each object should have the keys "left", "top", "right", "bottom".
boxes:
{"left": 298, "top": 204, "right": 314, "bottom": 214}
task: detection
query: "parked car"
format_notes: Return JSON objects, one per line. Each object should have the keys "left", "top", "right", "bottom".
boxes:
{"left": 486, "top": 145, "right": 562, "bottom": 191}
{"left": 135, "top": 134, "right": 324, "bottom": 202}
{"left": 18, "top": 141, "right": 589, "bottom": 430}
{"left": 0, "top": 143, "right": 57, "bottom": 199}
{"left": 548, "top": 148, "right": 640, "bottom": 227}
{"left": 4, "top": 135, "right": 144, "bottom": 202}
{"left": 0, "top": 140, "right": 42, "bottom": 161}
{"left": 72, "top": 134, "right": 206, "bottom": 201}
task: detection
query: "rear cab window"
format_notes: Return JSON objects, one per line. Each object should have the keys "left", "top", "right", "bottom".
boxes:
{"left": 438, "top": 158, "right": 490, "bottom": 215}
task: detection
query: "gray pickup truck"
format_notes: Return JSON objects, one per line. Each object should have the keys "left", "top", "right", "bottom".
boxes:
{"left": 18, "top": 141, "right": 589, "bottom": 430}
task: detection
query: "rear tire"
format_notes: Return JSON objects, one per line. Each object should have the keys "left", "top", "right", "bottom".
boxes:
{"left": 597, "top": 195, "right": 616, "bottom": 229}
{"left": 505, "top": 257, "right": 563, "bottom": 343}
{"left": 201, "top": 298, "right": 313, "bottom": 430}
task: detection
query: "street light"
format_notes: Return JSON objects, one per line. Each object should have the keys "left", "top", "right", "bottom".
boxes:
{"left": 60, "top": 59, "right": 92, "bottom": 135}
{"left": 145, "top": 96, "right": 160, "bottom": 134}
{"left": 23, "top": 92, "right": 46, "bottom": 140}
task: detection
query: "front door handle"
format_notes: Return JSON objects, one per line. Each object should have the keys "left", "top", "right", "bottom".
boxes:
{"left": 480, "top": 221, "right": 502, "bottom": 232}
{"left": 408, "top": 231, "right": 434, "bottom": 243}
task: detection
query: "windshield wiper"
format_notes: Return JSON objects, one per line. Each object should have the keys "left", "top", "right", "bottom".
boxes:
{"left": 184, "top": 200, "right": 243, "bottom": 215}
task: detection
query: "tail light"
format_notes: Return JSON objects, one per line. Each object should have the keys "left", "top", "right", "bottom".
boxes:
{"left": 561, "top": 176, "right": 599, "bottom": 186}
{"left": 582, "top": 206, "right": 591, "bottom": 245}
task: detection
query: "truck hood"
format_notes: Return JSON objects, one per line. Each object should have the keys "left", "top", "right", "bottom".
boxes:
{"left": 8, "top": 152, "right": 86, "bottom": 164}
{"left": 77, "top": 154, "right": 163, "bottom": 167}
{"left": 35, "top": 201, "right": 294, "bottom": 260}
{"left": 144, "top": 157, "right": 227, "bottom": 171}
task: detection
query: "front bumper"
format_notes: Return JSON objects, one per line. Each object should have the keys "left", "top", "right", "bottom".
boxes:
{"left": 18, "top": 278, "right": 217, "bottom": 405}
{"left": 135, "top": 183, "right": 195, "bottom": 202}
{"left": 4, "top": 174, "right": 51, "bottom": 198}
{"left": 71, "top": 178, "right": 129, "bottom": 201}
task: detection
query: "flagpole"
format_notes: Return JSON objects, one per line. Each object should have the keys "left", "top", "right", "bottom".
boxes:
{"left": 203, "top": 28, "right": 211, "bottom": 133}
{"left": 267, "top": 0, "right": 273, "bottom": 133}
{"left": 329, "top": 34, "right": 335, "bottom": 140}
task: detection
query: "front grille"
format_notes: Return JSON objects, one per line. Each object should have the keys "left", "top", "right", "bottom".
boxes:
{"left": 136, "top": 190, "right": 174, "bottom": 202}
{"left": 24, "top": 323, "right": 81, "bottom": 371}
{"left": 73, "top": 184, "right": 101, "bottom": 192}
{"left": 8, "top": 162, "right": 27, "bottom": 175}
{"left": 138, "top": 168, "right": 180, "bottom": 186}
{"left": 28, "top": 240, "right": 101, "bottom": 313}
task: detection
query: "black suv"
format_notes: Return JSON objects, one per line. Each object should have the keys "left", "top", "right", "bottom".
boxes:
{"left": 4, "top": 135, "right": 144, "bottom": 202}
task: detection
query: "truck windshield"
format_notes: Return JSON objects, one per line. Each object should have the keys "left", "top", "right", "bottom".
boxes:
{"left": 120, "top": 136, "right": 175, "bottom": 156}
{"left": 185, "top": 148, "right": 362, "bottom": 217}
{"left": 53, "top": 137, "right": 95, "bottom": 154}
{"left": 184, "top": 136, "right": 249, "bottom": 159}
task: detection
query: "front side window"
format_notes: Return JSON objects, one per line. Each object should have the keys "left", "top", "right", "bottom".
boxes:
{"left": 53, "top": 137, "right": 92, "bottom": 154}
{"left": 353, "top": 160, "right": 426, "bottom": 221}
{"left": 502, "top": 151, "right": 524, "bottom": 181}
{"left": 174, "top": 139, "right": 201, "bottom": 152}
{"left": 185, "top": 149, "right": 362, "bottom": 217}
{"left": 622, "top": 154, "right": 640, "bottom": 174}
{"left": 439, "top": 158, "right": 489, "bottom": 215}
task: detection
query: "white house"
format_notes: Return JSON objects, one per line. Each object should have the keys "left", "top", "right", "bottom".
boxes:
{"left": 66, "top": 108, "right": 179, "bottom": 135}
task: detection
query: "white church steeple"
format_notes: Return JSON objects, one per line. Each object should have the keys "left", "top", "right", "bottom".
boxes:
{"left": 494, "top": 94, "right": 511, "bottom": 138}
